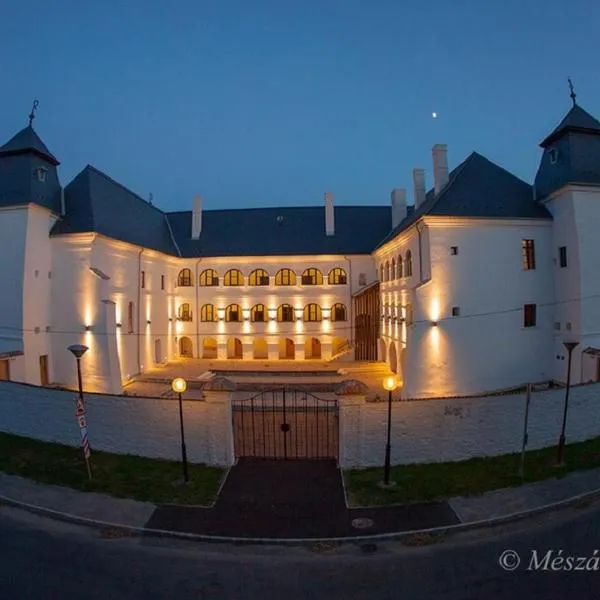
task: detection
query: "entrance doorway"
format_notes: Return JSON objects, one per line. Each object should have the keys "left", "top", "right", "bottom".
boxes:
{"left": 202, "top": 337, "right": 218, "bottom": 359}
{"left": 253, "top": 338, "right": 268, "bottom": 359}
{"left": 0, "top": 360, "right": 9, "bottom": 381}
{"left": 39, "top": 355, "right": 49, "bottom": 386}
{"left": 179, "top": 336, "right": 193, "bottom": 357}
{"left": 227, "top": 337, "right": 243, "bottom": 359}
{"left": 279, "top": 338, "right": 295, "bottom": 359}
{"left": 304, "top": 337, "right": 321, "bottom": 359}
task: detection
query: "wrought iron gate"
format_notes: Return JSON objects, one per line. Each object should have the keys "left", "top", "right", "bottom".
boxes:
{"left": 232, "top": 389, "right": 339, "bottom": 459}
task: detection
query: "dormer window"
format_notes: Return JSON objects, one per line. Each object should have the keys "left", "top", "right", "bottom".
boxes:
{"left": 548, "top": 148, "right": 559, "bottom": 164}
{"left": 35, "top": 166, "right": 48, "bottom": 182}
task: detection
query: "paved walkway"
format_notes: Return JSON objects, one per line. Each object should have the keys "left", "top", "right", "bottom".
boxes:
{"left": 1, "top": 467, "right": 600, "bottom": 541}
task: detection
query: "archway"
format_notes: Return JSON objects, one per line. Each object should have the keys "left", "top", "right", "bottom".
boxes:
{"left": 227, "top": 337, "right": 243, "bottom": 359}
{"left": 331, "top": 337, "right": 348, "bottom": 357}
{"left": 279, "top": 338, "right": 295, "bottom": 359}
{"left": 389, "top": 341, "right": 398, "bottom": 373}
{"left": 154, "top": 339, "right": 162, "bottom": 364}
{"left": 378, "top": 338, "right": 387, "bottom": 362}
{"left": 253, "top": 337, "right": 268, "bottom": 359}
{"left": 304, "top": 337, "right": 321, "bottom": 359}
{"left": 179, "top": 336, "right": 193, "bottom": 357}
{"left": 202, "top": 337, "right": 217, "bottom": 359}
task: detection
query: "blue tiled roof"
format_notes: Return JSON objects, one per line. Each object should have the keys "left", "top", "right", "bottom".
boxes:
{"left": 167, "top": 205, "right": 392, "bottom": 257}
{"left": 534, "top": 104, "right": 600, "bottom": 200}
{"left": 540, "top": 105, "right": 600, "bottom": 148}
{"left": 0, "top": 125, "right": 59, "bottom": 165}
{"left": 376, "top": 152, "right": 551, "bottom": 249}
{"left": 50, "top": 166, "right": 180, "bottom": 255}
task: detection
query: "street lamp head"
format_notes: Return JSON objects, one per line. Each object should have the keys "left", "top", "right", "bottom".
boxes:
{"left": 382, "top": 374, "right": 398, "bottom": 392}
{"left": 67, "top": 344, "right": 89, "bottom": 359}
{"left": 172, "top": 377, "right": 187, "bottom": 394}
{"left": 563, "top": 341, "right": 579, "bottom": 353}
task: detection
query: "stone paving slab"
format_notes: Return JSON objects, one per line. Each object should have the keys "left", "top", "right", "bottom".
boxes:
{"left": 449, "top": 467, "right": 600, "bottom": 522}
{"left": 0, "top": 473, "right": 155, "bottom": 527}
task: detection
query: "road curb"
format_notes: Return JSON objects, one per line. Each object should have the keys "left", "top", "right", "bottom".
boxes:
{"left": 2, "top": 486, "right": 600, "bottom": 546}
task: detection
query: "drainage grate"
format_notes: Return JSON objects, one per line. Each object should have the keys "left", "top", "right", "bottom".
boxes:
{"left": 351, "top": 517, "right": 374, "bottom": 529}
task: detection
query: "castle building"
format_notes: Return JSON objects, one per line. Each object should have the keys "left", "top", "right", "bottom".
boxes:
{"left": 1, "top": 97, "right": 599, "bottom": 398}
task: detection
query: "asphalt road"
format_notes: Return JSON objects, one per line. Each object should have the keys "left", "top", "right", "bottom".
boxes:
{"left": 2, "top": 502, "right": 600, "bottom": 599}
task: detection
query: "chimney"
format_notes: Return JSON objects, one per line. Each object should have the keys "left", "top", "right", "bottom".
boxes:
{"left": 391, "top": 188, "right": 407, "bottom": 228}
{"left": 192, "top": 195, "right": 202, "bottom": 240}
{"left": 325, "top": 192, "right": 335, "bottom": 236}
{"left": 432, "top": 144, "right": 449, "bottom": 195}
{"left": 412, "top": 168, "right": 426, "bottom": 208}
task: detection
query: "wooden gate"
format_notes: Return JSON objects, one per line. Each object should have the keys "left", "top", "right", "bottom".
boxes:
{"left": 232, "top": 389, "right": 338, "bottom": 459}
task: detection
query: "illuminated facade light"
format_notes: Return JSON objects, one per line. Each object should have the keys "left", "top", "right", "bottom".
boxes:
{"left": 116, "top": 322, "right": 122, "bottom": 328}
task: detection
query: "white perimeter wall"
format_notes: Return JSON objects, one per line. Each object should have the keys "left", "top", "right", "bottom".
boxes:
{"left": 0, "top": 381, "right": 234, "bottom": 466}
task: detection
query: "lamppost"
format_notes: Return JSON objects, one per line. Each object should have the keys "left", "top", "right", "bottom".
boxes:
{"left": 382, "top": 374, "right": 399, "bottom": 487}
{"left": 171, "top": 377, "right": 189, "bottom": 483}
{"left": 67, "top": 344, "right": 91, "bottom": 479}
{"left": 557, "top": 341, "right": 579, "bottom": 466}
{"left": 67, "top": 344, "right": 89, "bottom": 407}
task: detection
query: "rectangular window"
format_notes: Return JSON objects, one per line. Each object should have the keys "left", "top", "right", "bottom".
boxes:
{"left": 161, "top": 274, "right": 165, "bottom": 290}
{"left": 450, "top": 246, "right": 458, "bottom": 256}
{"left": 282, "top": 306, "right": 294, "bottom": 322}
{"left": 559, "top": 246, "right": 568, "bottom": 268}
{"left": 358, "top": 273, "right": 366, "bottom": 286}
{"left": 0, "top": 359, "right": 10, "bottom": 381}
{"left": 128, "top": 301, "right": 134, "bottom": 333}
{"left": 451, "top": 306, "right": 460, "bottom": 317}
{"left": 522, "top": 240, "right": 535, "bottom": 270}
{"left": 554, "top": 322, "right": 561, "bottom": 331}
{"left": 141, "top": 270, "right": 146, "bottom": 288}
{"left": 523, "top": 303, "right": 537, "bottom": 328}
{"left": 405, "top": 303, "right": 413, "bottom": 326}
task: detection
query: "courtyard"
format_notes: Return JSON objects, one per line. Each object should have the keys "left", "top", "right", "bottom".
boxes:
{"left": 124, "top": 358, "right": 395, "bottom": 402}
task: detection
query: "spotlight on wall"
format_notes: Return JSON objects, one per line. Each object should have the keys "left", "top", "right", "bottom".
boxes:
{"left": 168, "top": 318, "right": 173, "bottom": 322}
{"left": 431, "top": 321, "right": 438, "bottom": 327}
{"left": 85, "top": 325, "right": 92, "bottom": 331}
{"left": 146, "top": 320, "right": 151, "bottom": 325}
{"left": 116, "top": 323, "right": 122, "bottom": 328}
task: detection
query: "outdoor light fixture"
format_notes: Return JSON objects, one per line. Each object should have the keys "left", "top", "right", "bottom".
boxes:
{"left": 146, "top": 320, "right": 151, "bottom": 325}
{"left": 116, "top": 322, "right": 122, "bottom": 328}
{"left": 85, "top": 325, "right": 92, "bottom": 331}
{"left": 67, "top": 344, "right": 91, "bottom": 479}
{"left": 171, "top": 377, "right": 189, "bottom": 482}
{"left": 557, "top": 340, "right": 579, "bottom": 466}
{"left": 431, "top": 321, "right": 438, "bottom": 327}
{"left": 381, "top": 374, "right": 399, "bottom": 487}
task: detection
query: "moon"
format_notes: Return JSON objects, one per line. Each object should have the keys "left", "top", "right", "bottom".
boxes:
{"left": 432, "top": 112, "right": 438, "bottom": 119}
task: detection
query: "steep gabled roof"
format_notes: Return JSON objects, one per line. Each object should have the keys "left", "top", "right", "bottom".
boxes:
{"left": 540, "top": 104, "right": 600, "bottom": 148}
{"left": 50, "top": 165, "right": 180, "bottom": 255}
{"left": 167, "top": 205, "right": 391, "bottom": 258}
{"left": 0, "top": 125, "right": 59, "bottom": 165}
{"left": 376, "top": 152, "right": 551, "bottom": 249}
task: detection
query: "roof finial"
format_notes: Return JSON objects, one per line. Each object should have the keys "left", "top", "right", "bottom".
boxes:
{"left": 28, "top": 99, "right": 39, "bottom": 126}
{"left": 568, "top": 78, "right": 577, "bottom": 107}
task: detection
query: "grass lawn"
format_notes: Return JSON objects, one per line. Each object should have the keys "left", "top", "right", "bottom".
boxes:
{"left": 344, "top": 435, "right": 600, "bottom": 507}
{"left": 0, "top": 432, "right": 225, "bottom": 506}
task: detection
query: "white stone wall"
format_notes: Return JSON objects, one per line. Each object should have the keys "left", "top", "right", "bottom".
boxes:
{"left": 339, "top": 382, "right": 600, "bottom": 467}
{"left": 0, "top": 381, "right": 234, "bottom": 466}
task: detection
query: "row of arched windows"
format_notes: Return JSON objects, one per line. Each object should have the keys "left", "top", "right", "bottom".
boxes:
{"left": 177, "top": 267, "right": 347, "bottom": 287}
{"left": 379, "top": 251, "right": 413, "bottom": 282}
{"left": 177, "top": 303, "right": 348, "bottom": 322}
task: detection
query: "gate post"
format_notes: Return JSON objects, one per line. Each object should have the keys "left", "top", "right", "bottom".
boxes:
{"left": 335, "top": 379, "right": 368, "bottom": 468}
{"left": 202, "top": 376, "right": 236, "bottom": 466}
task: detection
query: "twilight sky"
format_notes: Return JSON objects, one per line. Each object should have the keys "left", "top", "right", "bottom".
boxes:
{"left": 2, "top": 0, "right": 599, "bottom": 212}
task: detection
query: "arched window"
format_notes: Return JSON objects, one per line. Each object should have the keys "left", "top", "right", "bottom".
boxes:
{"left": 177, "top": 268, "right": 192, "bottom": 287}
{"left": 251, "top": 304, "right": 266, "bottom": 322}
{"left": 379, "top": 264, "right": 384, "bottom": 282}
{"left": 384, "top": 261, "right": 390, "bottom": 282}
{"left": 224, "top": 269, "right": 243, "bottom": 286}
{"left": 275, "top": 269, "right": 296, "bottom": 286}
{"left": 277, "top": 303, "right": 295, "bottom": 322}
{"left": 249, "top": 269, "right": 270, "bottom": 286}
{"left": 303, "top": 303, "right": 322, "bottom": 322}
{"left": 390, "top": 258, "right": 396, "bottom": 281}
{"left": 199, "top": 269, "right": 219, "bottom": 286}
{"left": 178, "top": 303, "right": 192, "bottom": 322}
{"left": 405, "top": 250, "right": 413, "bottom": 277}
{"left": 200, "top": 304, "right": 216, "bottom": 322}
{"left": 330, "top": 303, "right": 347, "bottom": 322}
{"left": 226, "top": 303, "right": 241, "bottom": 322}
{"left": 301, "top": 268, "right": 323, "bottom": 285}
{"left": 397, "top": 255, "right": 403, "bottom": 278}
{"left": 328, "top": 267, "right": 347, "bottom": 285}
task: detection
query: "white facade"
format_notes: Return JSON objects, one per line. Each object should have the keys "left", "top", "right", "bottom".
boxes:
{"left": 3, "top": 102, "right": 600, "bottom": 399}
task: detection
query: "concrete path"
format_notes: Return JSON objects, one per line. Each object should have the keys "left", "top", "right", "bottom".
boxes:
{"left": 1, "top": 466, "right": 600, "bottom": 541}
